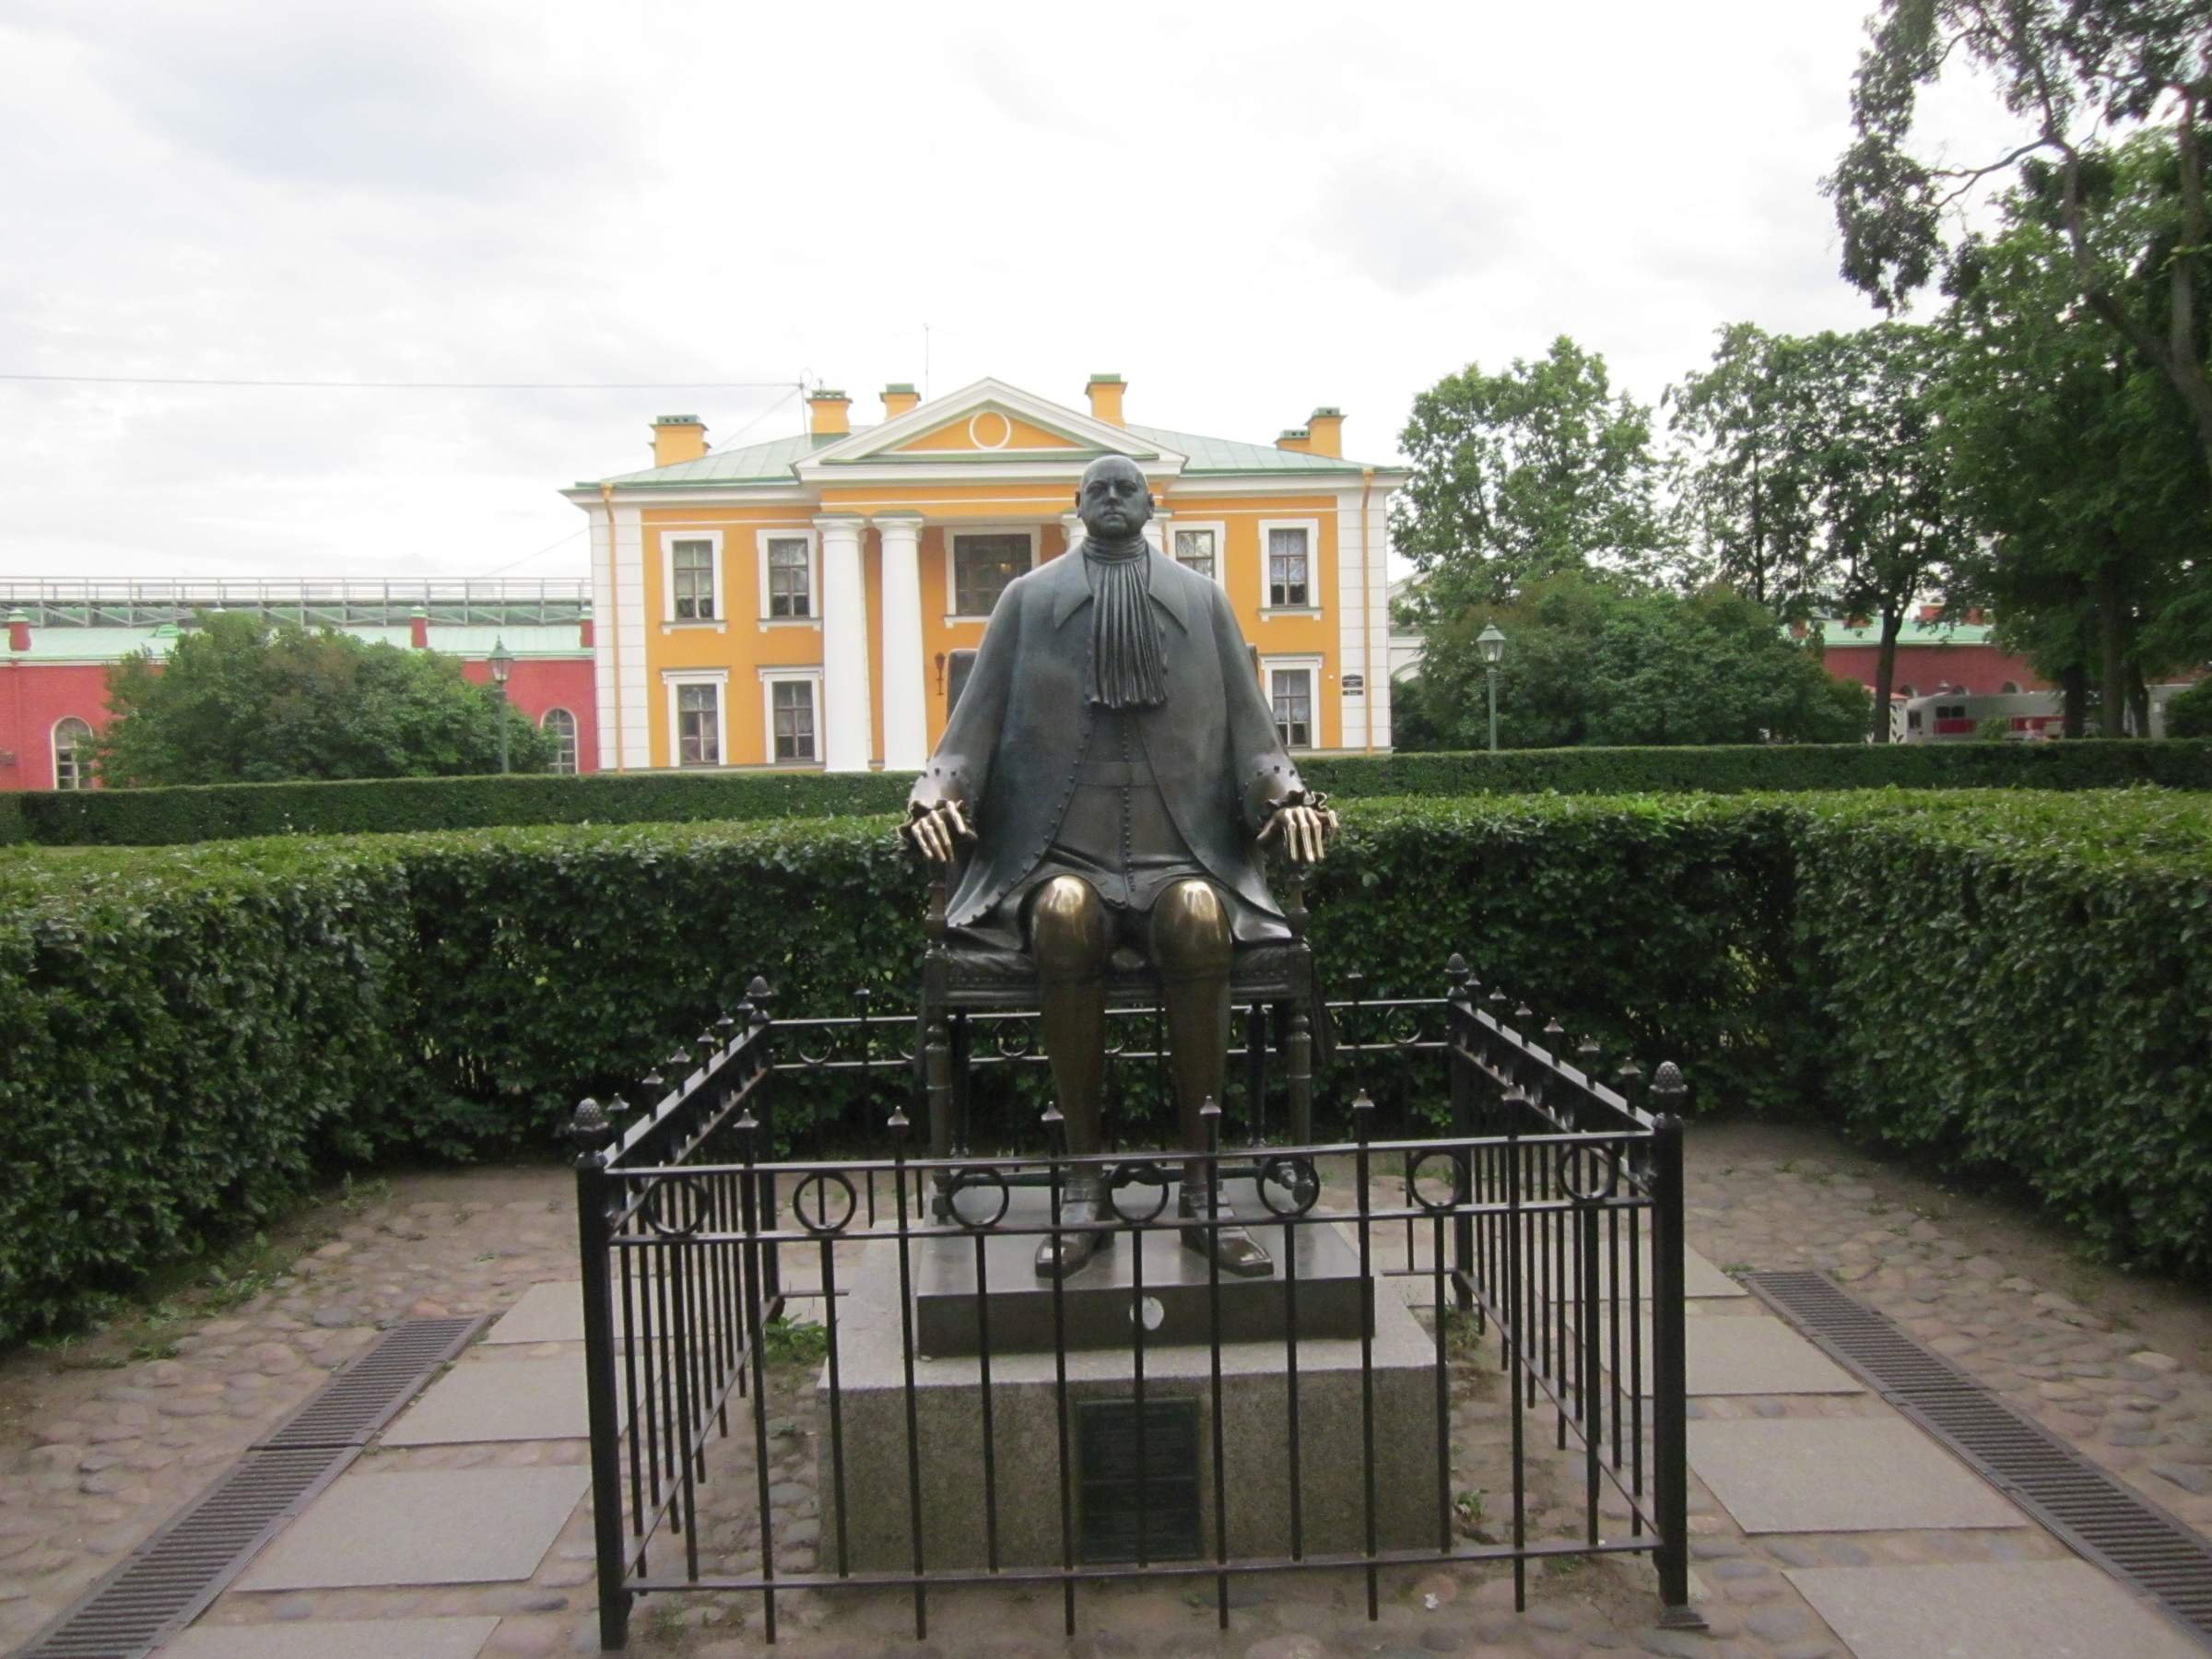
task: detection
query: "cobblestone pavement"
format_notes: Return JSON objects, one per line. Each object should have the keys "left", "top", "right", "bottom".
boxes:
{"left": 0, "top": 1124, "right": 2205, "bottom": 1658}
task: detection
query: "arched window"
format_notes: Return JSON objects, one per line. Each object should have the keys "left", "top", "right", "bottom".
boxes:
{"left": 2001, "top": 680, "right": 2020, "bottom": 694}
{"left": 541, "top": 707, "right": 578, "bottom": 773}
{"left": 53, "top": 717, "right": 93, "bottom": 791}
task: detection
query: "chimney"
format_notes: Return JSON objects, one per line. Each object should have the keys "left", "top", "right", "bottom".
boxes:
{"left": 6, "top": 610, "right": 28, "bottom": 653}
{"left": 882, "top": 382, "right": 920, "bottom": 420}
{"left": 1305, "top": 406, "right": 1345, "bottom": 457}
{"left": 652, "top": 414, "right": 708, "bottom": 467}
{"left": 1276, "top": 427, "right": 1312, "bottom": 453}
{"left": 807, "top": 389, "right": 852, "bottom": 437}
{"left": 579, "top": 604, "right": 594, "bottom": 650}
{"left": 1086, "top": 373, "right": 1125, "bottom": 426}
{"left": 408, "top": 606, "right": 429, "bottom": 650}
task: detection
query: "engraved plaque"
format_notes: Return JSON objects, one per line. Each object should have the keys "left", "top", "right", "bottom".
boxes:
{"left": 1077, "top": 1397, "right": 1200, "bottom": 1563}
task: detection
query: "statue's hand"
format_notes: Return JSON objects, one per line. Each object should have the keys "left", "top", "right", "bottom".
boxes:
{"left": 1258, "top": 792, "right": 1338, "bottom": 867}
{"left": 903, "top": 799, "right": 975, "bottom": 865}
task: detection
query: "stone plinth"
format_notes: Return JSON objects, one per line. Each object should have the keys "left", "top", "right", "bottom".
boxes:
{"left": 914, "top": 1180, "right": 1367, "bottom": 1356}
{"left": 818, "top": 1233, "right": 1443, "bottom": 1572}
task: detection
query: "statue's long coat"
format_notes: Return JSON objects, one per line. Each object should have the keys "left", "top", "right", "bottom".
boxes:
{"left": 910, "top": 547, "right": 1304, "bottom": 942}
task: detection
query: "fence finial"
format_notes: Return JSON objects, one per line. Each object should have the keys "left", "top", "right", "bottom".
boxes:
{"left": 569, "top": 1097, "right": 616, "bottom": 1156}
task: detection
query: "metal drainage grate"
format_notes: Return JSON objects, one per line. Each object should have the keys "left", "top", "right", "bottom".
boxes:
{"left": 254, "top": 1313, "right": 483, "bottom": 1449}
{"left": 16, "top": 1444, "right": 356, "bottom": 1659}
{"left": 1748, "top": 1269, "right": 2212, "bottom": 1650}
{"left": 17, "top": 1316, "right": 486, "bottom": 1659}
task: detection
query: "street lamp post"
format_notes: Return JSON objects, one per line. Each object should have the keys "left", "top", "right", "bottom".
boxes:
{"left": 488, "top": 638, "right": 514, "bottom": 774}
{"left": 1477, "top": 623, "right": 1506, "bottom": 754}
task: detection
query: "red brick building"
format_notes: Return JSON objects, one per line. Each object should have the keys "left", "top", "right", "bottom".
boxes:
{"left": 1807, "top": 609, "right": 2048, "bottom": 699}
{"left": 0, "top": 581, "right": 597, "bottom": 791}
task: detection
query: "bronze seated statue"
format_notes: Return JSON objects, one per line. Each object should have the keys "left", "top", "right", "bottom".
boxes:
{"left": 906, "top": 454, "right": 1336, "bottom": 1281}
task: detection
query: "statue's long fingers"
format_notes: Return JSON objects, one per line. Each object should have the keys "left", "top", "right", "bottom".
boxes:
{"left": 916, "top": 816, "right": 947, "bottom": 863}
{"left": 1291, "top": 809, "right": 1316, "bottom": 865}
{"left": 1300, "top": 810, "right": 1322, "bottom": 865}
{"left": 945, "top": 801, "right": 976, "bottom": 842}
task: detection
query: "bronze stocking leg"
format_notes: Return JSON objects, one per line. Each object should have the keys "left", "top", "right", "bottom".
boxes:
{"left": 1030, "top": 877, "right": 1112, "bottom": 1278}
{"left": 1152, "top": 881, "right": 1271, "bottom": 1277}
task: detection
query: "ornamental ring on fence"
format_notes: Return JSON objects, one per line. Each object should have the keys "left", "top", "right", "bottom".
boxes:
{"left": 641, "top": 1174, "right": 715, "bottom": 1240}
{"left": 947, "top": 1165, "right": 1012, "bottom": 1230}
{"left": 1257, "top": 1154, "right": 1322, "bottom": 1218}
{"left": 1556, "top": 1143, "right": 1622, "bottom": 1204}
{"left": 1405, "top": 1147, "right": 1468, "bottom": 1212}
{"left": 791, "top": 1169, "right": 858, "bottom": 1236}
{"left": 1105, "top": 1160, "right": 1173, "bottom": 1224}
{"left": 994, "top": 1021, "right": 1034, "bottom": 1058}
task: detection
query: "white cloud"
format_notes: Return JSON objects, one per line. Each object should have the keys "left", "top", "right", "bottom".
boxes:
{"left": 0, "top": 0, "right": 2031, "bottom": 581}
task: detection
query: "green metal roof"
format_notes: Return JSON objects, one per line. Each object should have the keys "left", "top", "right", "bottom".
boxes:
{"left": 1812, "top": 618, "right": 1996, "bottom": 649}
{"left": 582, "top": 419, "right": 1380, "bottom": 489}
{"left": 6, "top": 622, "right": 587, "bottom": 664}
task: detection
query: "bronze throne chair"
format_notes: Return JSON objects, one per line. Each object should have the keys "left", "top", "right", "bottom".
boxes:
{"left": 914, "top": 858, "right": 1324, "bottom": 1220}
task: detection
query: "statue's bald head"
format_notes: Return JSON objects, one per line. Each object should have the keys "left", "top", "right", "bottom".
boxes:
{"left": 1075, "top": 453, "right": 1153, "bottom": 540}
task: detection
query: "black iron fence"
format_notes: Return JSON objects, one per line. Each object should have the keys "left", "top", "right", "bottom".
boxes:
{"left": 569, "top": 957, "right": 1696, "bottom": 1649}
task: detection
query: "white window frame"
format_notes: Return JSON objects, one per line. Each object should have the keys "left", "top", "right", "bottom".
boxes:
{"left": 754, "top": 527, "right": 820, "bottom": 629}
{"left": 52, "top": 716, "right": 93, "bottom": 790}
{"left": 1263, "top": 654, "right": 1324, "bottom": 752}
{"left": 758, "top": 667, "right": 825, "bottom": 767}
{"left": 1169, "top": 518, "right": 1229, "bottom": 589}
{"left": 944, "top": 524, "right": 1039, "bottom": 621}
{"left": 661, "top": 529, "right": 725, "bottom": 627}
{"left": 662, "top": 669, "right": 728, "bottom": 768}
{"left": 1257, "top": 518, "right": 1321, "bottom": 616}
{"left": 539, "top": 706, "right": 579, "bottom": 773}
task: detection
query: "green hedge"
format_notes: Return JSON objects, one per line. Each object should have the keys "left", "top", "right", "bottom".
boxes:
{"left": 16, "top": 739, "right": 2211, "bottom": 847}
{"left": 1, "top": 788, "right": 2206, "bottom": 1339}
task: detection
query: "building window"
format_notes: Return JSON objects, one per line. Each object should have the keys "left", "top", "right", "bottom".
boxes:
{"left": 676, "top": 683, "right": 720, "bottom": 765}
{"left": 770, "top": 679, "right": 818, "bottom": 762}
{"left": 946, "top": 649, "right": 978, "bottom": 716}
{"left": 53, "top": 717, "right": 93, "bottom": 790}
{"left": 670, "top": 536, "right": 717, "bottom": 620}
{"left": 763, "top": 534, "right": 813, "bottom": 619}
{"left": 541, "top": 708, "right": 578, "bottom": 773}
{"left": 1172, "top": 526, "right": 1218, "bottom": 580}
{"left": 2001, "top": 680, "right": 2020, "bottom": 694}
{"left": 1264, "top": 523, "right": 1313, "bottom": 609}
{"left": 951, "top": 530, "right": 1032, "bottom": 618}
{"left": 1266, "top": 663, "right": 1318, "bottom": 750}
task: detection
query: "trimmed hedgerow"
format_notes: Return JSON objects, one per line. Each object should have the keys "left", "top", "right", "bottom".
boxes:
{"left": 14, "top": 739, "right": 2211, "bottom": 847}
{"left": 0, "top": 787, "right": 2206, "bottom": 1339}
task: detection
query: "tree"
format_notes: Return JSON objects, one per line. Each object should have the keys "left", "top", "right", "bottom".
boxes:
{"left": 94, "top": 612, "right": 554, "bottom": 786}
{"left": 1796, "top": 323, "right": 1976, "bottom": 739}
{"left": 1396, "top": 574, "right": 1868, "bottom": 751}
{"left": 1939, "top": 141, "right": 2212, "bottom": 737}
{"left": 1393, "top": 337, "right": 1678, "bottom": 612}
{"left": 1826, "top": 0, "right": 2212, "bottom": 485}
{"left": 1668, "top": 324, "right": 1827, "bottom": 615}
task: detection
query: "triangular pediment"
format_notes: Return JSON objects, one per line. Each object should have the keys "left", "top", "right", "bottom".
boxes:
{"left": 795, "top": 378, "right": 1185, "bottom": 478}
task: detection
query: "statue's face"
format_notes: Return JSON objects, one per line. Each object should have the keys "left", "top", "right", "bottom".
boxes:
{"left": 1076, "top": 457, "right": 1153, "bottom": 540}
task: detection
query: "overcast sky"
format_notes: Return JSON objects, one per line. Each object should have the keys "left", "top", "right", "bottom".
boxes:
{"left": 0, "top": 0, "right": 2022, "bottom": 584}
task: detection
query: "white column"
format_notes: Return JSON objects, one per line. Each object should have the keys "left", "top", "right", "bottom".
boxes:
{"left": 816, "top": 515, "right": 872, "bottom": 771}
{"left": 874, "top": 513, "right": 927, "bottom": 770}
{"left": 1061, "top": 511, "right": 1086, "bottom": 558}
{"left": 1153, "top": 510, "right": 1174, "bottom": 561}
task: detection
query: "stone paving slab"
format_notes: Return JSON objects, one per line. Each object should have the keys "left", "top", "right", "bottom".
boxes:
{"left": 164, "top": 1614, "right": 500, "bottom": 1657}
{"left": 482, "top": 1279, "right": 585, "bottom": 1345}
{"left": 1786, "top": 1559, "right": 2203, "bottom": 1659}
{"left": 1563, "top": 1308, "right": 1866, "bottom": 1395}
{"left": 234, "top": 1465, "right": 591, "bottom": 1588}
{"left": 381, "top": 1354, "right": 623, "bottom": 1445}
{"left": 1689, "top": 1418, "right": 2028, "bottom": 1533}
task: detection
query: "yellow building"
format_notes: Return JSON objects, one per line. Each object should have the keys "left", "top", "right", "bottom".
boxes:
{"left": 564, "top": 376, "right": 1406, "bottom": 772}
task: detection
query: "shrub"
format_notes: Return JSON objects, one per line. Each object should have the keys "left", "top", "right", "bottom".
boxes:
{"left": 15, "top": 739, "right": 2212, "bottom": 847}
{"left": 0, "top": 788, "right": 2206, "bottom": 1339}
{"left": 2169, "top": 679, "right": 2212, "bottom": 740}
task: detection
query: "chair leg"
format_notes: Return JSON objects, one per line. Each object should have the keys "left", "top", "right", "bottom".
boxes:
{"left": 1244, "top": 1002, "right": 1269, "bottom": 1146}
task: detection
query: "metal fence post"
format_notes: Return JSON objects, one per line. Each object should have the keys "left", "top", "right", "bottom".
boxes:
{"left": 1444, "top": 954, "right": 1475, "bottom": 1312}
{"left": 1648, "top": 1064, "right": 1703, "bottom": 1630}
{"left": 570, "top": 1099, "right": 630, "bottom": 1653}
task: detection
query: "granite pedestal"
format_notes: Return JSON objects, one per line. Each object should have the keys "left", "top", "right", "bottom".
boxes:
{"left": 818, "top": 1220, "right": 1443, "bottom": 1573}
